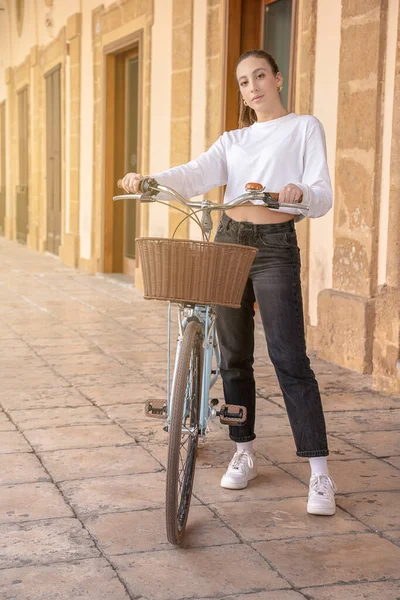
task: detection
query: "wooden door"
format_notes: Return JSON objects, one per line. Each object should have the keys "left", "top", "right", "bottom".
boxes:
{"left": 104, "top": 45, "right": 140, "bottom": 274}
{"left": 16, "top": 87, "right": 29, "bottom": 244}
{"left": 0, "top": 101, "right": 5, "bottom": 235}
{"left": 45, "top": 66, "right": 62, "bottom": 255}
{"left": 123, "top": 50, "right": 139, "bottom": 275}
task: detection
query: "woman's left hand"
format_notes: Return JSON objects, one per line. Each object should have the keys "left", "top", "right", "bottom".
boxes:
{"left": 278, "top": 184, "right": 303, "bottom": 204}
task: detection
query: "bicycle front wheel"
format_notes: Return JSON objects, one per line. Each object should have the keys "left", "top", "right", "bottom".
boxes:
{"left": 166, "top": 319, "right": 203, "bottom": 545}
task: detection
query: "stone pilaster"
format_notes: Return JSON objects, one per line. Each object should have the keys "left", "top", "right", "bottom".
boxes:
{"left": 60, "top": 13, "right": 82, "bottom": 267}
{"left": 372, "top": 4, "right": 400, "bottom": 394}
{"left": 28, "top": 46, "right": 40, "bottom": 251}
{"left": 4, "top": 67, "right": 15, "bottom": 240}
{"left": 294, "top": 0, "right": 317, "bottom": 328}
{"left": 168, "top": 0, "right": 194, "bottom": 238}
{"left": 205, "top": 0, "right": 226, "bottom": 206}
{"left": 315, "top": 0, "right": 388, "bottom": 373}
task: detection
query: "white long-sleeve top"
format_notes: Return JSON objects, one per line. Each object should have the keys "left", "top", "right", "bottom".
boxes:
{"left": 152, "top": 113, "right": 333, "bottom": 221}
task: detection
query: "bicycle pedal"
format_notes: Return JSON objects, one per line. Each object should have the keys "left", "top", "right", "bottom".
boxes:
{"left": 145, "top": 399, "right": 167, "bottom": 419}
{"left": 218, "top": 404, "right": 247, "bottom": 426}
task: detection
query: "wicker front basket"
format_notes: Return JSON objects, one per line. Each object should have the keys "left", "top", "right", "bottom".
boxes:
{"left": 136, "top": 238, "right": 258, "bottom": 308}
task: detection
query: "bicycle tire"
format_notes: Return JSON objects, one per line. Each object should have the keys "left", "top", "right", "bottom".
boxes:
{"left": 166, "top": 320, "right": 203, "bottom": 545}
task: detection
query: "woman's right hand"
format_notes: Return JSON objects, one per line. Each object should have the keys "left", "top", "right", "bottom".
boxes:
{"left": 121, "top": 172, "right": 144, "bottom": 193}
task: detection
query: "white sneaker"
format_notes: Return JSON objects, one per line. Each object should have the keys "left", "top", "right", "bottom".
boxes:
{"left": 220, "top": 450, "right": 258, "bottom": 489}
{"left": 307, "top": 474, "right": 337, "bottom": 516}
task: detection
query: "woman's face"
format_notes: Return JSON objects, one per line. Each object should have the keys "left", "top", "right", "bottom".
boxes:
{"left": 236, "top": 56, "right": 282, "bottom": 112}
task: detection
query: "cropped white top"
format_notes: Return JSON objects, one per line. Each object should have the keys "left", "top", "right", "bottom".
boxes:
{"left": 152, "top": 113, "right": 333, "bottom": 221}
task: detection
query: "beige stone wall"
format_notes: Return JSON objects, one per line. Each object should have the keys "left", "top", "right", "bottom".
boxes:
{"left": 60, "top": 13, "right": 82, "bottom": 268}
{"left": 168, "top": 0, "right": 194, "bottom": 238}
{"left": 372, "top": 1, "right": 400, "bottom": 394}
{"left": 204, "top": 0, "right": 226, "bottom": 206}
{"left": 308, "top": 0, "right": 341, "bottom": 327}
{"left": 294, "top": 0, "right": 318, "bottom": 325}
{"left": 148, "top": 0, "right": 173, "bottom": 239}
{"left": 314, "top": 0, "right": 388, "bottom": 373}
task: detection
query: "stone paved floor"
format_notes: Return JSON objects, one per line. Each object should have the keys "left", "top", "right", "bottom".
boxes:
{"left": 0, "top": 236, "right": 399, "bottom": 600}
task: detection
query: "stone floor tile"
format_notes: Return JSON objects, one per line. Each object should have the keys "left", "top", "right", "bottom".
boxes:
{"left": 256, "top": 398, "right": 286, "bottom": 415}
{"left": 40, "top": 444, "right": 162, "bottom": 481}
{"left": 23, "top": 424, "right": 134, "bottom": 451}
{"left": 0, "top": 453, "right": 50, "bottom": 485}
{"left": 144, "top": 438, "right": 272, "bottom": 470}
{"left": 383, "top": 530, "right": 400, "bottom": 546}
{"left": 113, "top": 545, "right": 289, "bottom": 599}
{"left": 102, "top": 408, "right": 171, "bottom": 444}
{"left": 63, "top": 371, "right": 142, "bottom": 387}
{"left": 85, "top": 505, "right": 238, "bottom": 553}
{"left": 0, "top": 558, "right": 130, "bottom": 600}
{"left": 35, "top": 342, "right": 100, "bottom": 357}
{"left": 1, "top": 371, "right": 70, "bottom": 390}
{"left": 283, "top": 458, "right": 400, "bottom": 493}
{"left": 208, "top": 592, "right": 308, "bottom": 600}
{"left": 337, "top": 491, "right": 400, "bottom": 531}
{"left": 253, "top": 533, "right": 400, "bottom": 587}
{"left": 59, "top": 471, "right": 170, "bottom": 516}
{"left": 9, "top": 405, "right": 110, "bottom": 430}
{"left": 193, "top": 465, "right": 307, "bottom": 505}
{"left": 302, "top": 581, "right": 400, "bottom": 599}
{"left": 0, "top": 432, "right": 32, "bottom": 454}
{"left": 339, "top": 430, "right": 400, "bottom": 457}
{"left": 385, "top": 456, "right": 400, "bottom": 469}
{"left": 255, "top": 434, "right": 368, "bottom": 464}
{"left": 0, "top": 518, "right": 99, "bottom": 569}
{"left": 321, "top": 392, "right": 400, "bottom": 412}
{"left": 0, "top": 387, "right": 91, "bottom": 410}
{"left": 326, "top": 409, "right": 400, "bottom": 433}
{"left": 212, "top": 497, "right": 367, "bottom": 542}
{"left": 0, "top": 412, "right": 16, "bottom": 431}
{"left": 0, "top": 482, "right": 73, "bottom": 523}
{"left": 77, "top": 382, "right": 165, "bottom": 405}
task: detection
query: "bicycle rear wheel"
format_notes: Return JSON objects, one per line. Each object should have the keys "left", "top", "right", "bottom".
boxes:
{"left": 166, "top": 320, "right": 203, "bottom": 545}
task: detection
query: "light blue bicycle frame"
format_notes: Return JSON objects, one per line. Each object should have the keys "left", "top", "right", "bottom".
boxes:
{"left": 166, "top": 302, "right": 220, "bottom": 435}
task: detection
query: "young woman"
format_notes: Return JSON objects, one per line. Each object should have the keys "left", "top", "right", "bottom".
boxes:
{"left": 122, "top": 49, "right": 337, "bottom": 516}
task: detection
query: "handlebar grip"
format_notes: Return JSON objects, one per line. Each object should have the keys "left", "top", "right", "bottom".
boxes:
{"left": 268, "top": 192, "right": 303, "bottom": 203}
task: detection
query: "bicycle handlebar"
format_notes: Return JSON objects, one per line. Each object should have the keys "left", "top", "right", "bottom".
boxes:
{"left": 115, "top": 177, "right": 307, "bottom": 212}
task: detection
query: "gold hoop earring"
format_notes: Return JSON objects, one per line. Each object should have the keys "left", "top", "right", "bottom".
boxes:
{"left": 243, "top": 99, "right": 247, "bottom": 106}
{"left": 278, "top": 85, "right": 283, "bottom": 93}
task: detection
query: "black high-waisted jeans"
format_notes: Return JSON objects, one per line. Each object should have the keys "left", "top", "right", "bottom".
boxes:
{"left": 214, "top": 212, "right": 329, "bottom": 458}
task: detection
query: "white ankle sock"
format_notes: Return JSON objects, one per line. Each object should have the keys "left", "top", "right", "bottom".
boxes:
{"left": 309, "top": 456, "right": 329, "bottom": 476}
{"left": 236, "top": 441, "right": 254, "bottom": 454}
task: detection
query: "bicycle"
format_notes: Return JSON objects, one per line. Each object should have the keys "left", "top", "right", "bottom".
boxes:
{"left": 113, "top": 178, "right": 308, "bottom": 545}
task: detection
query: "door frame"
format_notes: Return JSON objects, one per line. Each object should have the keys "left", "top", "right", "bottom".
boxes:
{"left": 45, "top": 64, "right": 62, "bottom": 255}
{"left": 225, "top": 0, "right": 298, "bottom": 132}
{"left": 103, "top": 32, "right": 143, "bottom": 273}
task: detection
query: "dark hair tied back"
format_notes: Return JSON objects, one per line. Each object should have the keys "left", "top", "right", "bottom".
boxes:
{"left": 236, "top": 49, "right": 280, "bottom": 128}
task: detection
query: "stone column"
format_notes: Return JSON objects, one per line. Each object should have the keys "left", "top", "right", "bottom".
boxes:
{"left": 373, "top": 5, "right": 400, "bottom": 394}
{"left": 61, "top": 13, "right": 82, "bottom": 267}
{"left": 316, "top": 0, "right": 388, "bottom": 373}
{"left": 168, "top": 0, "right": 194, "bottom": 238}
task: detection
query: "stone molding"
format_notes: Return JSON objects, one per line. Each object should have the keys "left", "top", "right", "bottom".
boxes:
{"left": 91, "top": 0, "right": 154, "bottom": 278}
{"left": 168, "top": 0, "right": 194, "bottom": 238}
